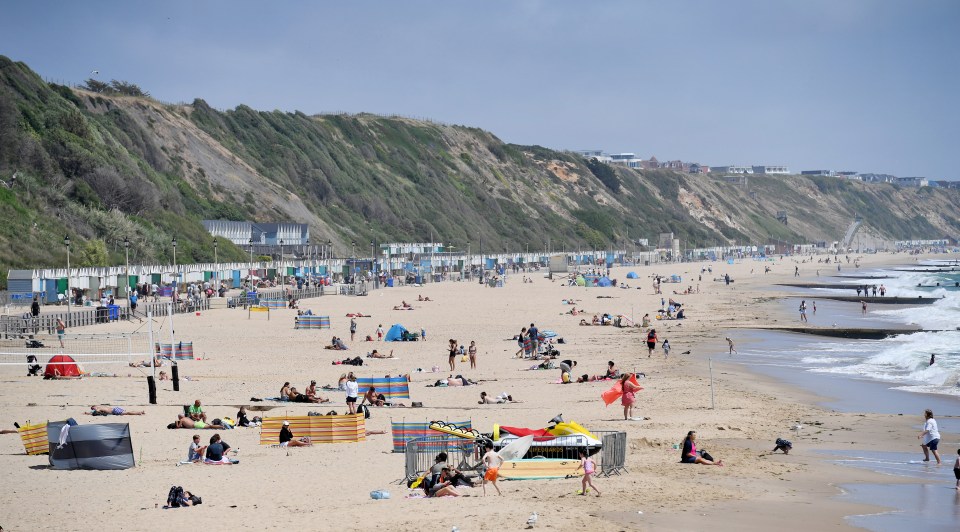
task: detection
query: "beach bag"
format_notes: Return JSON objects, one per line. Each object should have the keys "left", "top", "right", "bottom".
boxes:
{"left": 370, "top": 490, "right": 390, "bottom": 500}
{"left": 357, "top": 404, "right": 371, "bottom": 419}
{"left": 167, "top": 486, "right": 184, "bottom": 508}
{"left": 700, "top": 450, "right": 714, "bottom": 462}
{"left": 461, "top": 355, "right": 468, "bottom": 362}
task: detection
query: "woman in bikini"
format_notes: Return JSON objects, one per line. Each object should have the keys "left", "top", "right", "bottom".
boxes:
{"left": 468, "top": 341, "right": 478, "bottom": 369}
{"left": 448, "top": 339, "right": 458, "bottom": 371}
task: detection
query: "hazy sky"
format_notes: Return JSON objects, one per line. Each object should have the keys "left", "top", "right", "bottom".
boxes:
{"left": 2, "top": 0, "right": 958, "bottom": 179}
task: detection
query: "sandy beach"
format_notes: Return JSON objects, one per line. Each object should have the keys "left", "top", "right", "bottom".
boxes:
{"left": 0, "top": 251, "right": 955, "bottom": 531}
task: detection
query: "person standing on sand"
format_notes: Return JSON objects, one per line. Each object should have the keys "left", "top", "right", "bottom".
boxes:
{"left": 448, "top": 339, "right": 458, "bottom": 371}
{"left": 56, "top": 317, "right": 66, "bottom": 348}
{"left": 527, "top": 323, "right": 540, "bottom": 356}
{"left": 376, "top": 324, "right": 384, "bottom": 341}
{"left": 799, "top": 300, "right": 808, "bottom": 323}
{"left": 345, "top": 374, "right": 359, "bottom": 414}
{"left": 919, "top": 409, "right": 941, "bottom": 464}
{"left": 350, "top": 318, "right": 357, "bottom": 342}
{"left": 861, "top": 300, "right": 867, "bottom": 315}
{"left": 726, "top": 337, "right": 737, "bottom": 355}
{"left": 468, "top": 341, "right": 478, "bottom": 369}
{"left": 953, "top": 449, "right": 959, "bottom": 490}
{"left": 620, "top": 373, "right": 642, "bottom": 421}
{"left": 481, "top": 441, "right": 503, "bottom": 496}
{"left": 812, "top": 301, "right": 817, "bottom": 315}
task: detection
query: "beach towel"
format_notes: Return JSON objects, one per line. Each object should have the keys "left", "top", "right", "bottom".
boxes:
{"left": 390, "top": 420, "right": 471, "bottom": 452}
{"left": 259, "top": 414, "right": 366, "bottom": 445}
{"left": 601, "top": 374, "right": 642, "bottom": 406}
{"left": 357, "top": 377, "right": 410, "bottom": 400}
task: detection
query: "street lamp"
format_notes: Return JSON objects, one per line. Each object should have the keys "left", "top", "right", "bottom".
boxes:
{"left": 327, "top": 239, "right": 332, "bottom": 261}
{"left": 279, "top": 238, "right": 284, "bottom": 264}
{"left": 213, "top": 238, "right": 218, "bottom": 283}
{"left": 248, "top": 238, "right": 254, "bottom": 264}
{"left": 370, "top": 240, "right": 375, "bottom": 276}
{"left": 172, "top": 236, "right": 177, "bottom": 291}
{"left": 123, "top": 237, "right": 130, "bottom": 317}
{"left": 64, "top": 235, "right": 71, "bottom": 317}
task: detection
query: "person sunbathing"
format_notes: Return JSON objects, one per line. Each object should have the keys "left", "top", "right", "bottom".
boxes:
{"left": 591, "top": 315, "right": 600, "bottom": 325}
{"left": 159, "top": 371, "right": 169, "bottom": 381}
{"left": 129, "top": 355, "right": 164, "bottom": 368}
{"left": 579, "top": 318, "right": 589, "bottom": 326}
{"left": 174, "top": 414, "right": 224, "bottom": 429}
{"left": 87, "top": 405, "right": 145, "bottom": 416}
{"left": 367, "top": 349, "right": 395, "bottom": 359}
{"left": 479, "top": 391, "right": 515, "bottom": 404}
{"left": 444, "top": 375, "right": 476, "bottom": 387}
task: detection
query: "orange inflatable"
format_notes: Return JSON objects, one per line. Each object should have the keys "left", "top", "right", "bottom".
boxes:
{"left": 601, "top": 374, "right": 642, "bottom": 406}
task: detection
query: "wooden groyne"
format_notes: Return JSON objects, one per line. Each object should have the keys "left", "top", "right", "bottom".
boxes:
{"left": 892, "top": 268, "right": 959, "bottom": 273}
{"left": 833, "top": 275, "right": 894, "bottom": 279}
{"left": 756, "top": 326, "right": 929, "bottom": 339}
{"left": 779, "top": 283, "right": 864, "bottom": 290}
{"left": 808, "top": 295, "right": 942, "bottom": 305}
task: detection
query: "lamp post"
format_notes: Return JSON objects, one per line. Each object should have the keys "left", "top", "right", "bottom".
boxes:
{"left": 65, "top": 235, "right": 71, "bottom": 317}
{"left": 123, "top": 237, "right": 130, "bottom": 317}
{"left": 213, "top": 238, "right": 218, "bottom": 283}
{"left": 248, "top": 238, "right": 254, "bottom": 264}
{"left": 171, "top": 236, "right": 177, "bottom": 292}
{"left": 466, "top": 241, "right": 471, "bottom": 280}
{"left": 351, "top": 240, "right": 356, "bottom": 280}
{"left": 370, "top": 240, "right": 375, "bottom": 277}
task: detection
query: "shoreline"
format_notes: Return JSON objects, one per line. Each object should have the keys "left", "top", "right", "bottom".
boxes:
{"left": 0, "top": 250, "right": 956, "bottom": 531}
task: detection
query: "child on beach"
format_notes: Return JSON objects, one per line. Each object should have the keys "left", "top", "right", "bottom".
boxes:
{"left": 481, "top": 442, "right": 503, "bottom": 496}
{"left": 726, "top": 337, "right": 737, "bottom": 355}
{"left": 575, "top": 450, "right": 601, "bottom": 496}
{"left": 662, "top": 339, "right": 671, "bottom": 359}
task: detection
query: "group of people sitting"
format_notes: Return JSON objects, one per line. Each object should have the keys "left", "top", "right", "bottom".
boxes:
{"left": 325, "top": 336, "right": 349, "bottom": 350}
{"left": 186, "top": 433, "right": 238, "bottom": 464}
{"left": 279, "top": 381, "right": 331, "bottom": 403}
{"left": 417, "top": 295, "right": 432, "bottom": 301}
{"left": 578, "top": 314, "right": 614, "bottom": 326}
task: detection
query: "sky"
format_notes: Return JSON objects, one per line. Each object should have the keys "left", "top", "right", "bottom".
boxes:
{"left": 2, "top": 0, "right": 958, "bottom": 179}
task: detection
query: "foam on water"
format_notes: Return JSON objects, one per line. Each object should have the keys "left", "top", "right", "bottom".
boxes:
{"left": 747, "top": 264, "right": 960, "bottom": 397}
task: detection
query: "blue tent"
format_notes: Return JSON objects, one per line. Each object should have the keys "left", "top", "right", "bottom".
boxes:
{"left": 597, "top": 276, "right": 612, "bottom": 287}
{"left": 626, "top": 272, "right": 638, "bottom": 279}
{"left": 384, "top": 324, "right": 408, "bottom": 342}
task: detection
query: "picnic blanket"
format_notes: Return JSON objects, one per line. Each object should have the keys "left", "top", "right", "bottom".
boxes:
{"left": 259, "top": 414, "right": 365, "bottom": 445}
{"left": 390, "top": 420, "right": 472, "bottom": 452}
{"left": 357, "top": 377, "right": 410, "bottom": 400}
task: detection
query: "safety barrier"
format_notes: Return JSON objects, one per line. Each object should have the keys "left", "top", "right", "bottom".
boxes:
{"left": 599, "top": 431, "right": 628, "bottom": 476}
{"left": 403, "top": 435, "right": 481, "bottom": 481}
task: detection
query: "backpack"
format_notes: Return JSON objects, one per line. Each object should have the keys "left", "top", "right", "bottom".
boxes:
{"left": 357, "top": 405, "right": 371, "bottom": 419}
{"left": 167, "top": 486, "right": 184, "bottom": 508}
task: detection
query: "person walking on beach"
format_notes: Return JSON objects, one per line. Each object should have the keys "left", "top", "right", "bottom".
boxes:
{"left": 726, "top": 337, "right": 737, "bottom": 355}
{"left": 646, "top": 329, "right": 658, "bottom": 357}
{"left": 515, "top": 327, "right": 527, "bottom": 357}
{"left": 953, "top": 449, "right": 959, "bottom": 489}
{"left": 527, "top": 323, "right": 540, "bottom": 356}
{"left": 56, "top": 317, "right": 66, "bottom": 348}
{"left": 812, "top": 300, "right": 817, "bottom": 315}
{"left": 481, "top": 441, "right": 503, "bottom": 496}
{"left": 350, "top": 318, "right": 357, "bottom": 342}
{"left": 918, "top": 409, "right": 941, "bottom": 464}
{"left": 376, "top": 324, "right": 384, "bottom": 341}
{"left": 662, "top": 338, "right": 671, "bottom": 359}
{"left": 799, "top": 301, "right": 808, "bottom": 323}
{"left": 861, "top": 300, "right": 867, "bottom": 315}
{"left": 575, "top": 449, "right": 601, "bottom": 496}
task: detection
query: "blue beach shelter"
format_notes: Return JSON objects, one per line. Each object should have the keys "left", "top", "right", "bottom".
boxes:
{"left": 384, "top": 324, "right": 408, "bottom": 342}
{"left": 626, "top": 272, "right": 638, "bottom": 279}
{"left": 597, "top": 276, "right": 613, "bottom": 287}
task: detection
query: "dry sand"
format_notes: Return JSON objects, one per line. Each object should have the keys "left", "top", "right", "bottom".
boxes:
{"left": 0, "top": 252, "right": 946, "bottom": 531}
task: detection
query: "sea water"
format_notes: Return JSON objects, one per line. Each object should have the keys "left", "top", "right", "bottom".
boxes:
{"left": 742, "top": 263, "right": 960, "bottom": 400}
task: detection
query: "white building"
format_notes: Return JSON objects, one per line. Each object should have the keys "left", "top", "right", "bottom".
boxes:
{"left": 752, "top": 165, "right": 790, "bottom": 175}
{"left": 896, "top": 177, "right": 929, "bottom": 187}
{"left": 712, "top": 165, "right": 753, "bottom": 174}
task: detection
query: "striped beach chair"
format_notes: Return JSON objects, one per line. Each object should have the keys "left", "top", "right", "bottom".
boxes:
{"left": 390, "top": 420, "right": 471, "bottom": 453}
{"left": 357, "top": 377, "right": 410, "bottom": 400}
{"left": 18, "top": 421, "right": 49, "bottom": 455}
{"left": 259, "top": 414, "right": 365, "bottom": 445}
{"left": 174, "top": 342, "right": 194, "bottom": 360}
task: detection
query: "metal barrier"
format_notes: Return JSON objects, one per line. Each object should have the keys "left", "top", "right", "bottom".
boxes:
{"left": 0, "top": 298, "right": 212, "bottom": 338}
{"left": 599, "top": 431, "right": 628, "bottom": 476}
{"left": 403, "top": 436, "right": 482, "bottom": 481}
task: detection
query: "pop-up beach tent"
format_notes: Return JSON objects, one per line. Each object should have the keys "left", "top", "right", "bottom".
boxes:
{"left": 46, "top": 421, "right": 135, "bottom": 470}
{"left": 626, "top": 272, "right": 639, "bottom": 279}
{"left": 44, "top": 354, "right": 83, "bottom": 378}
{"left": 384, "top": 324, "right": 408, "bottom": 342}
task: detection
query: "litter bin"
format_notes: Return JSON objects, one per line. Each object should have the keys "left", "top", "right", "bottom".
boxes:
{"left": 107, "top": 304, "right": 120, "bottom": 321}
{"left": 386, "top": 278, "right": 394, "bottom": 287}
{"left": 95, "top": 306, "right": 109, "bottom": 324}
